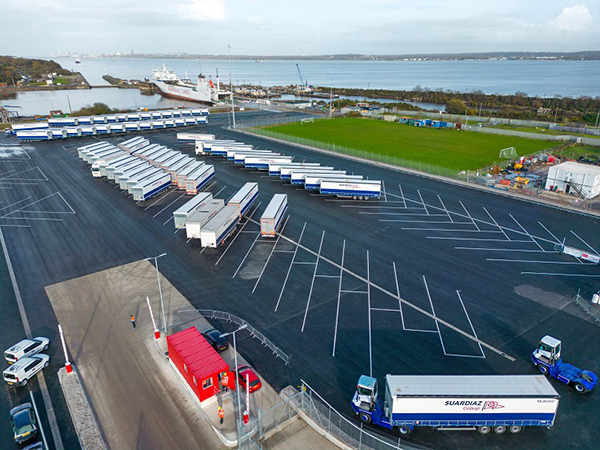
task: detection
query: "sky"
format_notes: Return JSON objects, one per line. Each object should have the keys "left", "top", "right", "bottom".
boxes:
{"left": 1, "top": 0, "right": 598, "bottom": 56}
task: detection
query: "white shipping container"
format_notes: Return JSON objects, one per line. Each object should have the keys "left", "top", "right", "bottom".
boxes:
{"left": 260, "top": 194, "right": 288, "bottom": 237}
{"left": 228, "top": 182, "right": 259, "bottom": 216}
{"left": 185, "top": 200, "right": 225, "bottom": 238}
{"left": 172, "top": 192, "right": 213, "bottom": 229}
{"left": 199, "top": 205, "right": 240, "bottom": 248}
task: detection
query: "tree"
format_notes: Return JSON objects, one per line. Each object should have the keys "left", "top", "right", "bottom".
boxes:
{"left": 445, "top": 98, "right": 468, "bottom": 115}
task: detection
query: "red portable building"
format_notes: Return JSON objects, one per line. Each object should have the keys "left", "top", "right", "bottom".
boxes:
{"left": 167, "top": 326, "right": 230, "bottom": 403}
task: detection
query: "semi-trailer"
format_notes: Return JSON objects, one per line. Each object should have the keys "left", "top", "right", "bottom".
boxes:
{"left": 109, "top": 158, "right": 145, "bottom": 181}
{"left": 94, "top": 153, "right": 133, "bottom": 177}
{"left": 260, "top": 194, "right": 287, "bottom": 237}
{"left": 211, "top": 144, "right": 253, "bottom": 157}
{"left": 15, "top": 130, "right": 53, "bottom": 142}
{"left": 172, "top": 192, "right": 213, "bottom": 229}
{"left": 108, "top": 124, "right": 126, "bottom": 133}
{"left": 280, "top": 166, "right": 334, "bottom": 180}
{"left": 127, "top": 140, "right": 151, "bottom": 154}
{"left": 195, "top": 140, "right": 239, "bottom": 155}
{"left": 176, "top": 162, "right": 205, "bottom": 189}
{"left": 77, "top": 142, "right": 109, "bottom": 159}
{"left": 126, "top": 167, "right": 163, "bottom": 193}
{"left": 95, "top": 125, "right": 111, "bottom": 135}
{"left": 117, "top": 164, "right": 152, "bottom": 189}
{"left": 132, "top": 173, "right": 172, "bottom": 201}
{"left": 151, "top": 150, "right": 179, "bottom": 168}
{"left": 185, "top": 200, "right": 226, "bottom": 238}
{"left": 49, "top": 117, "right": 78, "bottom": 127}
{"left": 114, "top": 160, "right": 149, "bottom": 184}
{"left": 304, "top": 174, "right": 364, "bottom": 190}
{"left": 185, "top": 165, "right": 215, "bottom": 194}
{"left": 159, "top": 153, "right": 187, "bottom": 171}
{"left": 184, "top": 118, "right": 197, "bottom": 125}
{"left": 228, "top": 182, "right": 259, "bottom": 216}
{"left": 177, "top": 133, "right": 216, "bottom": 145}
{"left": 50, "top": 129, "right": 68, "bottom": 139}
{"left": 147, "top": 148, "right": 174, "bottom": 164}
{"left": 80, "top": 143, "right": 114, "bottom": 161}
{"left": 124, "top": 122, "right": 141, "bottom": 132}
{"left": 164, "top": 120, "right": 176, "bottom": 128}
{"left": 139, "top": 122, "right": 153, "bottom": 130}
{"left": 140, "top": 112, "right": 152, "bottom": 120}
{"left": 87, "top": 148, "right": 123, "bottom": 164}
{"left": 132, "top": 144, "right": 162, "bottom": 159}
{"left": 104, "top": 156, "right": 138, "bottom": 179}
{"left": 10, "top": 122, "right": 49, "bottom": 134}
{"left": 320, "top": 179, "right": 382, "bottom": 199}
{"left": 105, "top": 115, "right": 118, "bottom": 123}
{"left": 78, "top": 117, "right": 94, "bottom": 125}
{"left": 91, "top": 116, "right": 107, "bottom": 124}
{"left": 231, "top": 150, "right": 279, "bottom": 164}
{"left": 65, "top": 127, "right": 82, "bottom": 138}
{"left": 244, "top": 156, "right": 294, "bottom": 170}
{"left": 80, "top": 126, "right": 97, "bottom": 136}
{"left": 199, "top": 205, "right": 240, "bottom": 248}
{"left": 151, "top": 121, "right": 165, "bottom": 129}
{"left": 269, "top": 163, "right": 321, "bottom": 177}
{"left": 166, "top": 157, "right": 194, "bottom": 183}
{"left": 118, "top": 136, "right": 146, "bottom": 150}
{"left": 290, "top": 170, "right": 347, "bottom": 185}
{"left": 174, "top": 118, "right": 185, "bottom": 126}
{"left": 352, "top": 374, "right": 560, "bottom": 436}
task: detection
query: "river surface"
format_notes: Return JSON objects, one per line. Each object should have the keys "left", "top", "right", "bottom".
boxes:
{"left": 3, "top": 57, "right": 599, "bottom": 116}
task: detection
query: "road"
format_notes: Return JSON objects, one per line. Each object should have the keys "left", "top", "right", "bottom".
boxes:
{"left": 0, "top": 110, "right": 599, "bottom": 449}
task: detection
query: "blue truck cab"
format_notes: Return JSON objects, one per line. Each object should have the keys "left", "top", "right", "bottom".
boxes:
{"left": 531, "top": 335, "right": 597, "bottom": 394}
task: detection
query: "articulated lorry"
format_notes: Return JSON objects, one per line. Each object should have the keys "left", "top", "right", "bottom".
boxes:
{"left": 320, "top": 179, "right": 382, "bottom": 199}
{"left": 352, "top": 374, "right": 560, "bottom": 436}
{"left": 176, "top": 133, "right": 216, "bottom": 145}
{"left": 269, "top": 163, "right": 320, "bottom": 177}
{"left": 304, "top": 174, "right": 363, "bottom": 190}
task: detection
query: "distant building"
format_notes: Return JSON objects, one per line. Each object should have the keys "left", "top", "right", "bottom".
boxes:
{"left": 545, "top": 161, "right": 600, "bottom": 199}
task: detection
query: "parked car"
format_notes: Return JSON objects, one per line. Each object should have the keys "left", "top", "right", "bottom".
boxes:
{"left": 9, "top": 403, "right": 38, "bottom": 444}
{"left": 236, "top": 365, "right": 262, "bottom": 393}
{"left": 201, "top": 328, "right": 229, "bottom": 352}
{"left": 3, "top": 354, "right": 50, "bottom": 386}
{"left": 4, "top": 337, "right": 50, "bottom": 364}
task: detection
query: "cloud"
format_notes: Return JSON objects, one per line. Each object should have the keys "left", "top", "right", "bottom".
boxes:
{"left": 552, "top": 4, "right": 593, "bottom": 31}
{"left": 179, "top": 0, "right": 226, "bottom": 21}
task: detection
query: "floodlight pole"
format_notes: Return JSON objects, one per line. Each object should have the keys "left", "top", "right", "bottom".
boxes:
{"left": 145, "top": 253, "right": 167, "bottom": 334}
{"left": 222, "top": 323, "right": 248, "bottom": 435}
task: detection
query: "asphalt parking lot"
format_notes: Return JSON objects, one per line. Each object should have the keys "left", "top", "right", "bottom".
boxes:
{"left": 1, "top": 110, "right": 599, "bottom": 450}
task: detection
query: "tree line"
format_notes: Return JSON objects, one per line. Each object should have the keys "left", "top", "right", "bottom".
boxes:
{"left": 0, "top": 56, "right": 71, "bottom": 85}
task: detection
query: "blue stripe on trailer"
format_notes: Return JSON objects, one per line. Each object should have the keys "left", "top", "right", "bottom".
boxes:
{"left": 211, "top": 150, "right": 228, "bottom": 157}
{"left": 216, "top": 216, "right": 240, "bottom": 245}
{"left": 274, "top": 205, "right": 288, "bottom": 231}
{"left": 281, "top": 174, "right": 291, "bottom": 180}
{"left": 305, "top": 183, "right": 320, "bottom": 190}
{"left": 196, "top": 172, "right": 215, "bottom": 191}
{"left": 245, "top": 163, "right": 270, "bottom": 170}
{"left": 269, "top": 170, "right": 281, "bottom": 176}
{"left": 320, "top": 188, "right": 381, "bottom": 197}
{"left": 142, "top": 180, "right": 171, "bottom": 201}
{"left": 390, "top": 412, "right": 556, "bottom": 426}
{"left": 239, "top": 191, "right": 259, "bottom": 216}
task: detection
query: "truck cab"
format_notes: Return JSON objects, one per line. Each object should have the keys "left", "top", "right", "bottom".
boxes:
{"left": 531, "top": 335, "right": 597, "bottom": 394}
{"left": 351, "top": 375, "right": 396, "bottom": 430}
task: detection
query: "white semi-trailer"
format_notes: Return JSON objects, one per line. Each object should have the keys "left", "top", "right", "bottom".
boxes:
{"left": 280, "top": 166, "right": 334, "bottom": 180}
{"left": 94, "top": 154, "right": 133, "bottom": 178}
{"left": 320, "top": 179, "right": 382, "bottom": 199}
{"left": 125, "top": 122, "right": 141, "bottom": 132}
{"left": 78, "top": 142, "right": 111, "bottom": 160}
{"left": 176, "top": 162, "right": 205, "bottom": 189}
{"left": 290, "top": 170, "right": 346, "bottom": 185}
{"left": 126, "top": 168, "right": 163, "bottom": 193}
{"left": 195, "top": 140, "right": 239, "bottom": 155}
{"left": 232, "top": 151, "right": 279, "bottom": 164}
{"left": 82, "top": 145, "right": 117, "bottom": 163}
{"left": 117, "top": 164, "right": 152, "bottom": 189}
{"left": 228, "top": 182, "right": 259, "bottom": 216}
{"left": 147, "top": 148, "right": 174, "bottom": 165}
{"left": 134, "top": 144, "right": 163, "bottom": 159}
{"left": 172, "top": 192, "right": 213, "bottom": 229}
{"left": 118, "top": 136, "right": 146, "bottom": 151}
{"left": 127, "top": 140, "right": 150, "bottom": 154}
{"left": 105, "top": 156, "right": 139, "bottom": 180}
{"left": 304, "top": 174, "right": 363, "bottom": 190}
{"left": 260, "top": 194, "right": 288, "bottom": 237}
{"left": 199, "top": 205, "right": 240, "bottom": 248}
{"left": 114, "top": 161, "right": 149, "bottom": 185}
{"left": 177, "top": 133, "right": 216, "bottom": 145}
{"left": 166, "top": 157, "right": 195, "bottom": 183}
{"left": 108, "top": 124, "right": 125, "bottom": 133}
{"left": 244, "top": 155, "right": 294, "bottom": 170}
{"left": 48, "top": 117, "right": 78, "bottom": 127}
{"left": 10, "top": 122, "right": 49, "bottom": 134}
{"left": 88, "top": 148, "right": 124, "bottom": 165}
{"left": 185, "top": 200, "right": 225, "bottom": 238}
{"left": 159, "top": 153, "right": 187, "bottom": 170}
{"left": 352, "top": 374, "right": 560, "bottom": 436}
{"left": 184, "top": 165, "right": 215, "bottom": 194}
{"left": 211, "top": 144, "right": 253, "bottom": 157}
{"left": 269, "top": 163, "right": 320, "bottom": 177}
{"left": 132, "top": 173, "right": 172, "bottom": 201}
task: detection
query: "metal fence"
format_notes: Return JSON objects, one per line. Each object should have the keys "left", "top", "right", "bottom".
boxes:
{"left": 573, "top": 294, "right": 600, "bottom": 325}
{"left": 198, "top": 309, "right": 290, "bottom": 365}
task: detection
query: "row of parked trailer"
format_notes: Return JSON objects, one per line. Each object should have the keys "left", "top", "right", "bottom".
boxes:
{"left": 177, "top": 133, "right": 383, "bottom": 200}
{"left": 8, "top": 108, "right": 208, "bottom": 134}
{"left": 77, "top": 136, "right": 215, "bottom": 201}
{"left": 13, "top": 117, "right": 208, "bottom": 142}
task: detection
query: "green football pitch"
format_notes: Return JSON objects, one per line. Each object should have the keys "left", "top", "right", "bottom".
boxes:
{"left": 263, "top": 117, "right": 558, "bottom": 171}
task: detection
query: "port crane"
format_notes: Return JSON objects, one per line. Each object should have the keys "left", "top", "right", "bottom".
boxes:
{"left": 295, "top": 64, "right": 307, "bottom": 88}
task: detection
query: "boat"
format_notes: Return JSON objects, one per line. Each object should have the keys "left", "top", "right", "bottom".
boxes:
{"left": 75, "top": 59, "right": 81, "bottom": 64}
{"left": 152, "top": 64, "right": 230, "bottom": 105}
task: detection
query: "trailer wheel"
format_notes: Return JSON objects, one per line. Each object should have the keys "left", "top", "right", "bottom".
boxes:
{"left": 573, "top": 383, "right": 588, "bottom": 394}
{"left": 359, "top": 413, "right": 371, "bottom": 424}
{"left": 494, "top": 426, "right": 507, "bottom": 434}
{"left": 477, "top": 426, "right": 491, "bottom": 435}
{"left": 509, "top": 426, "right": 522, "bottom": 434}
{"left": 538, "top": 365, "right": 548, "bottom": 375}
{"left": 398, "top": 426, "right": 411, "bottom": 435}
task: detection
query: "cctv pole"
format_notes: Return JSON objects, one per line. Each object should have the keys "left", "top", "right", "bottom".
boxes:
{"left": 228, "top": 45, "right": 236, "bottom": 129}
{"left": 58, "top": 324, "right": 72, "bottom": 374}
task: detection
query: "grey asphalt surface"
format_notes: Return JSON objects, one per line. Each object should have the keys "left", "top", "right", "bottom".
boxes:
{"left": 0, "top": 110, "right": 599, "bottom": 450}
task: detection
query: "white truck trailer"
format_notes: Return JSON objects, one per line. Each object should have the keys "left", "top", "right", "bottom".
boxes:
{"left": 79, "top": 143, "right": 112, "bottom": 160}
{"left": 88, "top": 148, "right": 124, "bottom": 165}
{"left": 195, "top": 140, "right": 239, "bottom": 155}
{"left": 304, "top": 174, "right": 363, "bottom": 190}
{"left": 132, "top": 173, "right": 172, "bottom": 201}
{"left": 260, "top": 194, "right": 288, "bottom": 237}
{"left": 290, "top": 170, "right": 347, "bottom": 185}
{"left": 232, "top": 150, "right": 279, "bottom": 164}
{"left": 159, "top": 153, "right": 187, "bottom": 170}
{"left": 134, "top": 144, "right": 164, "bottom": 159}
{"left": 166, "top": 157, "right": 195, "bottom": 183}
{"left": 147, "top": 149, "right": 175, "bottom": 165}
{"left": 94, "top": 154, "right": 133, "bottom": 178}
{"left": 184, "top": 165, "right": 215, "bottom": 194}
{"left": 185, "top": 200, "right": 226, "bottom": 238}
{"left": 211, "top": 144, "right": 254, "bottom": 158}
{"left": 269, "top": 163, "right": 320, "bottom": 177}
{"left": 176, "top": 162, "right": 205, "bottom": 189}
{"left": 126, "top": 168, "right": 163, "bottom": 193}
{"left": 114, "top": 161, "right": 150, "bottom": 185}
{"left": 320, "top": 179, "right": 382, "bottom": 199}
{"left": 352, "top": 374, "right": 560, "bottom": 436}
{"left": 172, "top": 192, "right": 213, "bottom": 229}
{"left": 228, "top": 182, "right": 259, "bottom": 216}
{"left": 118, "top": 136, "right": 146, "bottom": 151}
{"left": 244, "top": 155, "right": 294, "bottom": 170}
{"left": 280, "top": 166, "right": 334, "bottom": 180}
{"left": 105, "top": 156, "right": 139, "bottom": 180}
{"left": 177, "top": 133, "right": 216, "bottom": 145}
{"left": 83, "top": 145, "right": 117, "bottom": 163}
{"left": 117, "top": 164, "right": 152, "bottom": 189}
{"left": 199, "top": 205, "right": 240, "bottom": 248}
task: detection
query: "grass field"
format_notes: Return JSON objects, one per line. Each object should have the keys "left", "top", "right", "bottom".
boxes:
{"left": 263, "top": 117, "right": 558, "bottom": 171}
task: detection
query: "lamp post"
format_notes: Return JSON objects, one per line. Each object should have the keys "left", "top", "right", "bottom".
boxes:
{"left": 145, "top": 253, "right": 167, "bottom": 334}
{"left": 221, "top": 323, "right": 248, "bottom": 432}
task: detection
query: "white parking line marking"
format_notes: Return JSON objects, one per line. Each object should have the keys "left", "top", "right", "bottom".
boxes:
{"left": 301, "top": 231, "right": 325, "bottom": 333}
{"left": 483, "top": 207, "right": 510, "bottom": 241}
{"left": 252, "top": 216, "right": 291, "bottom": 293}
{"left": 153, "top": 192, "right": 187, "bottom": 218}
{"left": 570, "top": 230, "right": 600, "bottom": 256}
{"left": 460, "top": 201, "right": 480, "bottom": 231}
{"left": 427, "top": 237, "right": 532, "bottom": 242}
{"left": 274, "top": 222, "right": 307, "bottom": 312}
{"left": 398, "top": 184, "right": 407, "bottom": 208}
{"left": 30, "top": 389, "right": 49, "bottom": 450}
{"left": 423, "top": 275, "right": 446, "bottom": 354}
{"left": 215, "top": 202, "right": 261, "bottom": 266}
{"left": 456, "top": 291, "right": 485, "bottom": 358}
{"left": 144, "top": 188, "right": 177, "bottom": 210}
{"left": 538, "top": 222, "right": 561, "bottom": 244}
{"left": 437, "top": 195, "right": 453, "bottom": 223}
{"left": 367, "top": 250, "right": 373, "bottom": 377}
{"left": 510, "top": 214, "right": 544, "bottom": 251}
{"left": 521, "top": 272, "right": 600, "bottom": 277}
{"left": 232, "top": 232, "right": 261, "bottom": 278}
{"left": 487, "top": 258, "right": 595, "bottom": 265}
{"left": 332, "top": 240, "right": 345, "bottom": 358}
{"left": 417, "top": 189, "right": 428, "bottom": 215}
{"left": 163, "top": 216, "right": 174, "bottom": 226}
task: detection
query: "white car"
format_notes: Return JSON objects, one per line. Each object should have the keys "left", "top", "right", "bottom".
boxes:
{"left": 3, "top": 354, "right": 50, "bottom": 387}
{"left": 4, "top": 337, "right": 50, "bottom": 364}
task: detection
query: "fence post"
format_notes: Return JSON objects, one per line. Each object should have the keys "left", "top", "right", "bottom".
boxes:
{"left": 358, "top": 422, "right": 364, "bottom": 450}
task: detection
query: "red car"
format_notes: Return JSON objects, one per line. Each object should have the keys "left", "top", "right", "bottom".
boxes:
{"left": 236, "top": 365, "right": 262, "bottom": 393}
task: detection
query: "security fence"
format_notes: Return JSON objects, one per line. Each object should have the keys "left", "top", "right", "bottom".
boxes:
{"left": 573, "top": 294, "right": 600, "bottom": 326}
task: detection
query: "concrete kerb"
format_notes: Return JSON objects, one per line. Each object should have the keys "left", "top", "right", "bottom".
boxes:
{"left": 57, "top": 365, "right": 108, "bottom": 450}
{"left": 231, "top": 127, "right": 600, "bottom": 220}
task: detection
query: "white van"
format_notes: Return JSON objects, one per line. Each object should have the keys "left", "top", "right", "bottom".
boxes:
{"left": 3, "top": 354, "right": 50, "bottom": 386}
{"left": 4, "top": 337, "right": 49, "bottom": 364}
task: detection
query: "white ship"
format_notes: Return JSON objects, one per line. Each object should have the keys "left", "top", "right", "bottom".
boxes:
{"left": 152, "top": 64, "right": 230, "bottom": 105}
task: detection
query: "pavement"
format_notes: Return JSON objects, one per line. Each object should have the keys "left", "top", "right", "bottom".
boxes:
{"left": 0, "top": 111, "right": 599, "bottom": 450}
